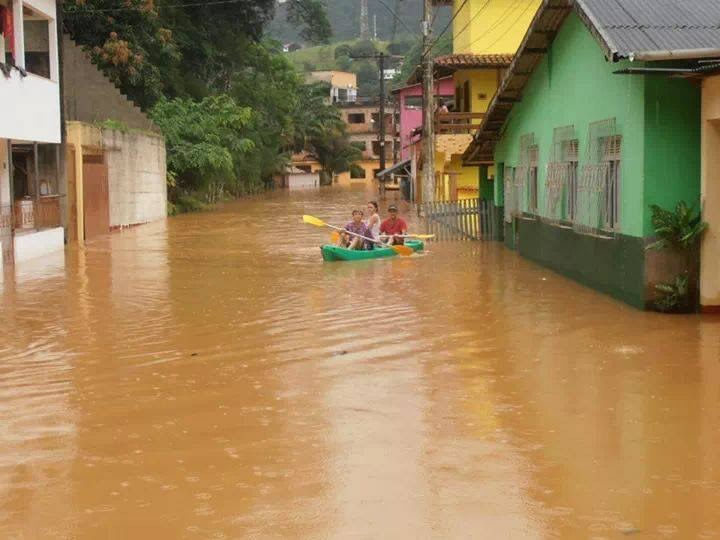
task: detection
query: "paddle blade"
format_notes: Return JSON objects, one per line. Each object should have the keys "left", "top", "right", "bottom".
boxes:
{"left": 303, "top": 215, "right": 327, "bottom": 228}
{"left": 330, "top": 231, "right": 340, "bottom": 243}
{"left": 392, "top": 245, "right": 415, "bottom": 257}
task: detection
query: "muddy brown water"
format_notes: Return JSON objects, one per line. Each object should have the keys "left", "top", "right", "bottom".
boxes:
{"left": 1, "top": 186, "right": 719, "bottom": 539}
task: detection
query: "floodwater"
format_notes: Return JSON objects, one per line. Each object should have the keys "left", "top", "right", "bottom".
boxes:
{"left": 1, "top": 186, "right": 719, "bottom": 539}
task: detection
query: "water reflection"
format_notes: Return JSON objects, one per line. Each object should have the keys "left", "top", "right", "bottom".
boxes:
{"left": 0, "top": 186, "right": 718, "bottom": 538}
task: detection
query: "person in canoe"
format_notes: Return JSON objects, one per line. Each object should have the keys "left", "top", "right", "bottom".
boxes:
{"left": 379, "top": 204, "right": 408, "bottom": 245}
{"left": 366, "top": 201, "right": 381, "bottom": 239}
{"left": 337, "top": 209, "right": 374, "bottom": 250}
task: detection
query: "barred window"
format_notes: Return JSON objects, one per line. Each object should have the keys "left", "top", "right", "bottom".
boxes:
{"left": 602, "top": 135, "right": 621, "bottom": 230}
{"left": 529, "top": 145, "right": 539, "bottom": 214}
{"left": 564, "top": 139, "right": 579, "bottom": 222}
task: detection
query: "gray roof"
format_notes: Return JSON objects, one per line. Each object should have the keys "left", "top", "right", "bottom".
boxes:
{"left": 465, "top": 0, "right": 720, "bottom": 164}
{"left": 577, "top": 0, "right": 720, "bottom": 60}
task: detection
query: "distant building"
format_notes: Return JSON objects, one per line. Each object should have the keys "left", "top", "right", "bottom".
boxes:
{"left": 282, "top": 42, "right": 302, "bottom": 53}
{"left": 337, "top": 100, "right": 393, "bottom": 185}
{"left": 307, "top": 71, "right": 358, "bottom": 104}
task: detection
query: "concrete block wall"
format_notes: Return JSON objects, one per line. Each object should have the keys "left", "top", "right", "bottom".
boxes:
{"left": 62, "top": 35, "right": 159, "bottom": 133}
{"left": 104, "top": 129, "right": 167, "bottom": 228}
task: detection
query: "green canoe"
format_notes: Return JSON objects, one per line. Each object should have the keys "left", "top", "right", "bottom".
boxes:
{"left": 321, "top": 240, "right": 424, "bottom": 262}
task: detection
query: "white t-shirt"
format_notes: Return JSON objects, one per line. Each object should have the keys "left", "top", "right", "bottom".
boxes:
{"left": 367, "top": 213, "right": 381, "bottom": 238}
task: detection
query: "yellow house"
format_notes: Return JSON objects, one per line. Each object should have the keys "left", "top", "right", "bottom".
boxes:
{"left": 423, "top": 0, "right": 541, "bottom": 202}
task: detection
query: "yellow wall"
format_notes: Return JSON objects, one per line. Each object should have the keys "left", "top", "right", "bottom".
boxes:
{"left": 308, "top": 71, "right": 357, "bottom": 88}
{"left": 335, "top": 159, "right": 380, "bottom": 185}
{"left": 453, "top": 69, "right": 500, "bottom": 114}
{"left": 453, "top": 0, "right": 542, "bottom": 55}
{"left": 66, "top": 121, "right": 104, "bottom": 244}
{"left": 701, "top": 75, "right": 720, "bottom": 308}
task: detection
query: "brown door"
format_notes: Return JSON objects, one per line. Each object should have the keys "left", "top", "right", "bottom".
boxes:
{"left": 82, "top": 155, "right": 110, "bottom": 240}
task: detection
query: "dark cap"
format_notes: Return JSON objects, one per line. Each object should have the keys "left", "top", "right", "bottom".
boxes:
{"left": 388, "top": 204, "right": 398, "bottom": 212}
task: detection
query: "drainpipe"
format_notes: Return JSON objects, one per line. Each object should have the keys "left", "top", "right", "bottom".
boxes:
{"left": 629, "top": 49, "right": 720, "bottom": 62}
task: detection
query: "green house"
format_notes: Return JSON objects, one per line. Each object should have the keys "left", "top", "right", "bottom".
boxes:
{"left": 468, "top": 0, "right": 720, "bottom": 309}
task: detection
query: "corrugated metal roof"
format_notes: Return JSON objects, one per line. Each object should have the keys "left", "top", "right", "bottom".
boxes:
{"left": 465, "top": 0, "right": 720, "bottom": 163}
{"left": 577, "top": 0, "right": 720, "bottom": 59}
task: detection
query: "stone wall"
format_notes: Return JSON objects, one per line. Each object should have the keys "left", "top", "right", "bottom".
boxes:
{"left": 62, "top": 35, "right": 159, "bottom": 133}
{"left": 103, "top": 129, "right": 167, "bottom": 228}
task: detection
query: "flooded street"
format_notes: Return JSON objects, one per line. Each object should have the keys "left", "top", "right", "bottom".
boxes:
{"left": 1, "top": 186, "right": 720, "bottom": 539}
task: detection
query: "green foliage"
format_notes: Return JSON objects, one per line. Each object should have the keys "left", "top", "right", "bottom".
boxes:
{"left": 64, "top": 0, "right": 358, "bottom": 213}
{"left": 350, "top": 40, "right": 378, "bottom": 57}
{"left": 646, "top": 201, "right": 708, "bottom": 251}
{"left": 286, "top": 0, "right": 332, "bottom": 44}
{"left": 654, "top": 274, "right": 690, "bottom": 313}
{"left": 334, "top": 43, "right": 353, "bottom": 59}
{"left": 150, "top": 95, "right": 256, "bottom": 195}
{"left": 394, "top": 31, "right": 452, "bottom": 86}
{"left": 96, "top": 119, "right": 131, "bottom": 133}
{"left": 267, "top": 0, "right": 450, "bottom": 44}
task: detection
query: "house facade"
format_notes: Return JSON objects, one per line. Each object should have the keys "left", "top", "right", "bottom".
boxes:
{"left": 0, "top": 0, "right": 63, "bottom": 268}
{"left": 469, "top": 0, "right": 716, "bottom": 309}
{"left": 392, "top": 77, "right": 455, "bottom": 163}
{"left": 415, "top": 0, "right": 541, "bottom": 203}
{"left": 307, "top": 70, "right": 358, "bottom": 104}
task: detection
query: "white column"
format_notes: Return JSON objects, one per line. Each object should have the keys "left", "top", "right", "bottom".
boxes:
{"left": 48, "top": 18, "right": 58, "bottom": 81}
{"left": 12, "top": 0, "right": 24, "bottom": 69}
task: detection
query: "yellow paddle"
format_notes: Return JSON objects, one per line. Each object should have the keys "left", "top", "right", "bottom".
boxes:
{"left": 303, "top": 215, "right": 414, "bottom": 257}
{"left": 332, "top": 231, "right": 434, "bottom": 241}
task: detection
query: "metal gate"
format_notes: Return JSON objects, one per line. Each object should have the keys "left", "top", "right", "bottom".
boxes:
{"left": 82, "top": 155, "right": 110, "bottom": 240}
{"left": 421, "top": 198, "right": 502, "bottom": 241}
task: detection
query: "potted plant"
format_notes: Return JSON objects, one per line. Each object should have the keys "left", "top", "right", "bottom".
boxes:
{"left": 646, "top": 202, "right": 707, "bottom": 313}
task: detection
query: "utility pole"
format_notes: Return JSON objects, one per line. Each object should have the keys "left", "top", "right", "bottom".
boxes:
{"left": 351, "top": 53, "right": 401, "bottom": 173}
{"left": 378, "top": 52, "right": 386, "bottom": 173}
{"left": 422, "top": 0, "right": 436, "bottom": 204}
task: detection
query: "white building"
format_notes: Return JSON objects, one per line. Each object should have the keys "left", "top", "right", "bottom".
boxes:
{"left": 0, "top": 0, "right": 62, "bottom": 268}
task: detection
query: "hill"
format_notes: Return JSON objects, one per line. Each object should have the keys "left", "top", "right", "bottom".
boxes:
{"left": 268, "top": 0, "right": 449, "bottom": 44}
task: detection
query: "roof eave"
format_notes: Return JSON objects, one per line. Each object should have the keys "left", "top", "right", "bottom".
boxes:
{"left": 623, "top": 48, "right": 720, "bottom": 62}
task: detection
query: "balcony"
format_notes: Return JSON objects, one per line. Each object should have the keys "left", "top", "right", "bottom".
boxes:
{"left": 435, "top": 112, "right": 485, "bottom": 135}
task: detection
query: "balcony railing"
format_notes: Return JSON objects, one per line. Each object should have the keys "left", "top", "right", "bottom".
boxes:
{"left": 435, "top": 112, "right": 485, "bottom": 134}
{"left": 14, "top": 196, "right": 62, "bottom": 231}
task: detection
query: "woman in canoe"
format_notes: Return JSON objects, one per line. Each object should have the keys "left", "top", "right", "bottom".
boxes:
{"left": 366, "top": 201, "right": 381, "bottom": 240}
{"left": 337, "top": 209, "right": 374, "bottom": 250}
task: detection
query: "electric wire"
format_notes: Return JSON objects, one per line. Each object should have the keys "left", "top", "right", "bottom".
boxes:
{"left": 423, "top": 0, "right": 469, "bottom": 56}
{"left": 466, "top": 0, "right": 535, "bottom": 52}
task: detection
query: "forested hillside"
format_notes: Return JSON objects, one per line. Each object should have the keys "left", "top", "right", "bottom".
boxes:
{"left": 268, "top": 0, "right": 449, "bottom": 44}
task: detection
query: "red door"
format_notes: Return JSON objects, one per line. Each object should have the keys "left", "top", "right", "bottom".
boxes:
{"left": 82, "top": 155, "right": 110, "bottom": 240}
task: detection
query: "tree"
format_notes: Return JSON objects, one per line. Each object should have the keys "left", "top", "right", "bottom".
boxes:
{"left": 150, "top": 95, "right": 256, "bottom": 200}
{"left": 286, "top": 0, "right": 332, "bottom": 44}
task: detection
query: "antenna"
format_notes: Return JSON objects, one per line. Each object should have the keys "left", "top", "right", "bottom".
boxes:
{"left": 360, "top": 0, "right": 370, "bottom": 40}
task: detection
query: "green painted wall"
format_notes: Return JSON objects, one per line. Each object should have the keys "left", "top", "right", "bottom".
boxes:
{"left": 493, "top": 12, "right": 702, "bottom": 239}
{"left": 493, "top": 12, "right": 646, "bottom": 237}
{"left": 643, "top": 75, "right": 701, "bottom": 235}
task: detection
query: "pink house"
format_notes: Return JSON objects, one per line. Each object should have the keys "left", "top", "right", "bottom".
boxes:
{"left": 392, "top": 77, "right": 455, "bottom": 162}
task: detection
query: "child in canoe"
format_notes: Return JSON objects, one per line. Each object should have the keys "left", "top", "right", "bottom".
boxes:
{"left": 337, "top": 209, "right": 375, "bottom": 250}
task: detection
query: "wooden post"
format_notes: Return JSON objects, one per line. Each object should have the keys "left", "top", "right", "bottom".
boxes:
{"left": 422, "top": 0, "right": 435, "bottom": 204}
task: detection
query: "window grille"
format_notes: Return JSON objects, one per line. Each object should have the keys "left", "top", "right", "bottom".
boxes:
{"left": 575, "top": 119, "right": 620, "bottom": 236}
{"left": 545, "top": 126, "right": 577, "bottom": 224}
{"left": 528, "top": 145, "right": 539, "bottom": 214}
{"left": 503, "top": 166, "right": 515, "bottom": 223}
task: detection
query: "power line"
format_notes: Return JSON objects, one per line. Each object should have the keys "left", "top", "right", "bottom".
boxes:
{"left": 374, "top": 0, "right": 422, "bottom": 42}
{"left": 63, "top": 0, "right": 255, "bottom": 13}
{"left": 466, "top": 0, "right": 536, "bottom": 52}
{"left": 424, "top": 0, "right": 469, "bottom": 56}
{"left": 449, "top": 0, "right": 491, "bottom": 47}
